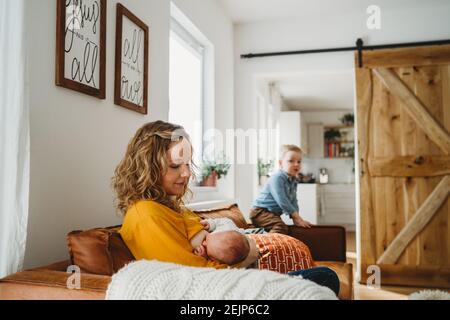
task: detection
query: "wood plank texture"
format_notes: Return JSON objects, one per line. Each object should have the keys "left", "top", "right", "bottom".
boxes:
{"left": 355, "top": 45, "right": 450, "bottom": 287}
{"left": 355, "top": 65, "right": 377, "bottom": 265}
{"left": 377, "top": 176, "right": 450, "bottom": 264}
{"left": 373, "top": 68, "right": 450, "bottom": 155}
{"left": 362, "top": 44, "right": 450, "bottom": 69}
{"left": 360, "top": 263, "right": 450, "bottom": 289}
{"left": 368, "top": 155, "right": 450, "bottom": 177}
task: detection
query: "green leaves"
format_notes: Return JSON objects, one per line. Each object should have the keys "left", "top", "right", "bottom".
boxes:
{"left": 257, "top": 158, "right": 274, "bottom": 178}
{"left": 201, "top": 154, "right": 231, "bottom": 180}
{"left": 339, "top": 113, "right": 354, "bottom": 125}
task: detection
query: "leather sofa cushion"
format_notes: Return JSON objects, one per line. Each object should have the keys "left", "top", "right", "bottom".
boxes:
{"left": 67, "top": 226, "right": 135, "bottom": 275}
{"left": 192, "top": 203, "right": 248, "bottom": 229}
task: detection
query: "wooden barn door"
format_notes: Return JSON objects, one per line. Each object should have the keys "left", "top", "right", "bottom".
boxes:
{"left": 355, "top": 44, "right": 450, "bottom": 288}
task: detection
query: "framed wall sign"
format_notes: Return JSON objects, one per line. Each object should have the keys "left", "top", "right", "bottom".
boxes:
{"left": 114, "top": 3, "right": 149, "bottom": 114}
{"left": 55, "top": 0, "right": 106, "bottom": 99}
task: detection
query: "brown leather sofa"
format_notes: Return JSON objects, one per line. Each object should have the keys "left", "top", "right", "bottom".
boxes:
{"left": 0, "top": 204, "right": 354, "bottom": 300}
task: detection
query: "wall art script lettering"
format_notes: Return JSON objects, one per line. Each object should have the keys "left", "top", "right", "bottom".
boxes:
{"left": 56, "top": 0, "right": 106, "bottom": 99}
{"left": 114, "top": 4, "right": 148, "bottom": 114}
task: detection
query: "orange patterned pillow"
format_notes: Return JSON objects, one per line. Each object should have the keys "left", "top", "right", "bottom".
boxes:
{"left": 248, "top": 233, "right": 315, "bottom": 273}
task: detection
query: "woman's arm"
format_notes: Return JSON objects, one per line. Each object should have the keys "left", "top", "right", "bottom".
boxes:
{"left": 190, "top": 229, "right": 208, "bottom": 249}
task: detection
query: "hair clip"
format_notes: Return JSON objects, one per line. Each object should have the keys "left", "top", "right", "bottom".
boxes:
{"left": 139, "top": 130, "right": 187, "bottom": 143}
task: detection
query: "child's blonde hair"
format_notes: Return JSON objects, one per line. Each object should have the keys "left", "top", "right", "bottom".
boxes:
{"left": 112, "top": 121, "right": 195, "bottom": 215}
{"left": 279, "top": 144, "right": 304, "bottom": 160}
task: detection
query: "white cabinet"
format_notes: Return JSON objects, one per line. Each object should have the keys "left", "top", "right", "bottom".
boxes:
{"left": 279, "top": 111, "right": 301, "bottom": 147}
{"left": 279, "top": 111, "right": 309, "bottom": 152}
{"left": 281, "top": 183, "right": 319, "bottom": 225}
{"left": 280, "top": 183, "right": 355, "bottom": 229}
{"left": 300, "top": 114, "right": 308, "bottom": 152}
{"left": 307, "top": 123, "right": 324, "bottom": 158}
{"left": 319, "top": 184, "right": 355, "bottom": 229}
{"left": 298, "top": 184, "right": 320, "bottom": 224}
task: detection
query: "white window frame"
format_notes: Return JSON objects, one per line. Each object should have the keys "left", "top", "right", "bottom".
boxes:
{"left": 170, "top": 2, "right": 215, "bottom": 186}
{"left": 169, "top": 19, "right": 205, "bottom": 162}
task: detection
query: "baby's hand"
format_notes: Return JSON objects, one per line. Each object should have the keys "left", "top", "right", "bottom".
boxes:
{"left": 193, "top": 245, "right": 208, "bottom": 258}
{"left": 200, "top": 219, "right": 210, "bottom": 231}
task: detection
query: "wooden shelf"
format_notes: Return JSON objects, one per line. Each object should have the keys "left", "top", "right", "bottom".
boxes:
{"left": 323, "top": 157, "right": 354, "bottom": 159}
{"left": 324, "top": 125, "right": 354, "bottom": 129}
{"left": 325, "top": 140, "right": 354, "bottom": 144}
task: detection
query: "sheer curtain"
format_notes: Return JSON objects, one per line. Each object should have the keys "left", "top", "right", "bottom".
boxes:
{"left": 0, "top": 0, "right": 30, "bottom": 278}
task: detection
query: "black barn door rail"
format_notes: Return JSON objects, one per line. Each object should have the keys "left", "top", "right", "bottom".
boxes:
{"left": 241, "top": 38, "right": 450, "bottom": 67}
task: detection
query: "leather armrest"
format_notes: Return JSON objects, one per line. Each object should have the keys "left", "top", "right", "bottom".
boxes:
{"left": 28, "top": 260, "right": 71, "bottom": 272}
{"left": 288, "top": 225, "right": 347, "bottom": 262}
{"left": 316, "top": 261, "right": 354, "bottom": 300}
{"left": 0, "top": 269, "right": 110, "bottom": 300}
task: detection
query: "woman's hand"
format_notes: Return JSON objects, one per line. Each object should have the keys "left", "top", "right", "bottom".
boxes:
{"left": 200, "top": 219, "right": 210, "bottom": 231}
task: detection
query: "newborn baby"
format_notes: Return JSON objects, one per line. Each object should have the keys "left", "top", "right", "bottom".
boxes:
{"left": 190, "top": 218, "right": 251, "bottom": 265}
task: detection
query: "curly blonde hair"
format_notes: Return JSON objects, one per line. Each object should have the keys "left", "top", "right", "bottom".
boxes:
{"left": 112, "top": 121, "right": 196, "bottom": 215}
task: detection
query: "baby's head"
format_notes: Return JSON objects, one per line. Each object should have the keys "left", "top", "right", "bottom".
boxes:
{"left": 279, "top": 144, "right": 303, "bottom": 177}
{"left": 204, "top": 231, "right": 250, "bottom": 265}
{"left": 112, "top": 120, "right": 196, "bottom": 214}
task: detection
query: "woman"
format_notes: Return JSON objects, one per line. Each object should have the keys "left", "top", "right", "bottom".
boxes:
{"left": 112, "top": 120, "right": 339, "bottom": 296}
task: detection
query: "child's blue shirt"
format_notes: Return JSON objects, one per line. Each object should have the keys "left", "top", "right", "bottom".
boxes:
{"left": 252, "top": 169, "right": 299, "bottom": 216}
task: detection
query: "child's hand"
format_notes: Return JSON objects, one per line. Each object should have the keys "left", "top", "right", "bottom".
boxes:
{"left": 200, "top": 219, "right": 210, "bottom": 231}
{"left": 293, "top": 216, "right": 312, "bottom": 228}
{"left": 193, "top": 245, "right": 208, "bottom": 258}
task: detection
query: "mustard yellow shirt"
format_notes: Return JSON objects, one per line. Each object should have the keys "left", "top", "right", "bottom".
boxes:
{"left": 119, "top": 200, "right": 227, "bottom": 269}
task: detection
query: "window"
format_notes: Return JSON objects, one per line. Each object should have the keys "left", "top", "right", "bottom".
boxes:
{"left": 169, "top": 17, "right": 205, "bottom": 167}
{"left": 257, "top": 94, "right": 277, "bottom": 171}
{"left": 257, "top": 94, "right": 268, "bottom": 161}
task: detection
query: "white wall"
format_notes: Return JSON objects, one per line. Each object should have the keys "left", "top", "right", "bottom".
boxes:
{"left": 301, "top": 111, "right": 351, "bottom": 126}
{"left": 234, "top": 2, "right": 450, "bottom": 219}
{"left": 24, "top": 0, "right": 233, "bottom": 269}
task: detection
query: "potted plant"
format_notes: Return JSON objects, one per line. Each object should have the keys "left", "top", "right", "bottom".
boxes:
{"left": 257, "top": 158, "right": 274, "bottom": 185}
{"left": 339, "top": 113, "right": 354, "bottom": 126}
{"left": 324, "top": 128, "right": 341, "bottom": 142}
{"left": 200, "top": 154, "right": 231, "bottom": 187}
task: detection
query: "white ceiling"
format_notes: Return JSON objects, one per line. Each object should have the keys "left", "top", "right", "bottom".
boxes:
{"left": 217, "top": 0, "right": 448, "bottom": 24}
{"left": 260, "top": 70, "right": 355, "bottom": 111}
{"left": 220, "top": 0, "right": 447, "bottom": 110}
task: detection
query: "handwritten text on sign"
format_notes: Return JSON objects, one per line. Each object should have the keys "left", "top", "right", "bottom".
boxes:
{"left": 120, "top": 16, "right": 145, "bottom": 107}
{"left": 64, "top": 0, "right": 100, "bottom": 88}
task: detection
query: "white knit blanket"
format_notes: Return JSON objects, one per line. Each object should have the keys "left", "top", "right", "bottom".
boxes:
{"left": 105, "top": 260, "right": 337, "bottom": 300}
